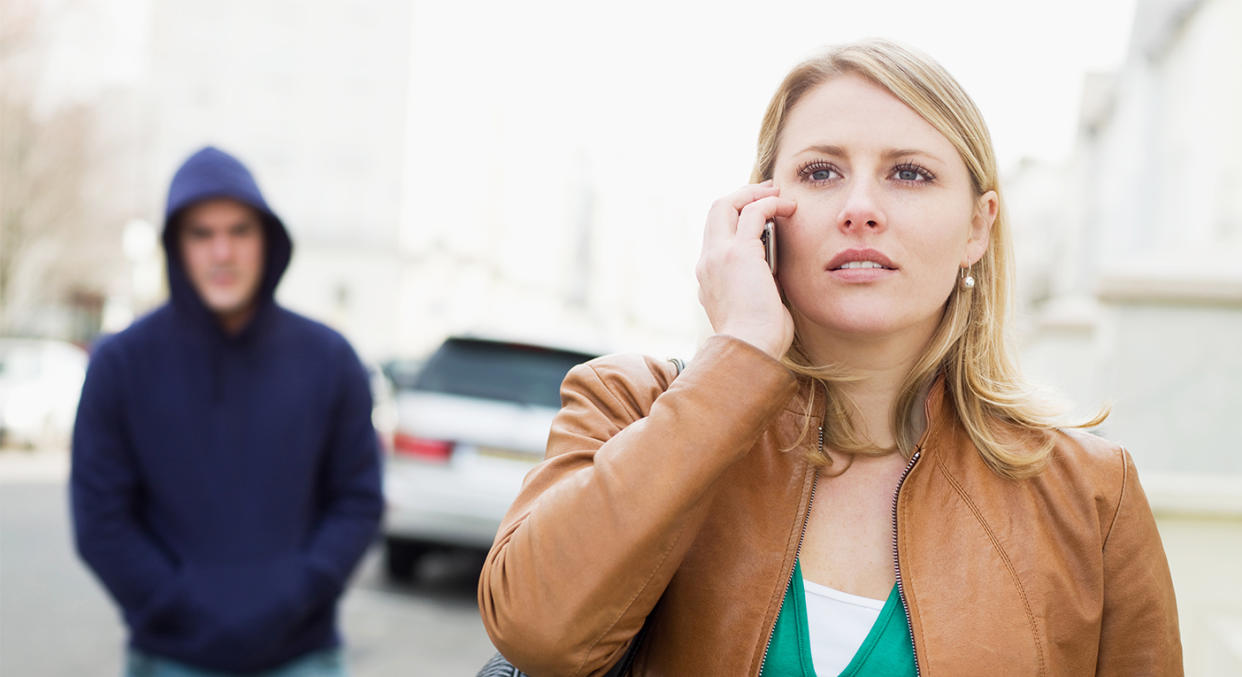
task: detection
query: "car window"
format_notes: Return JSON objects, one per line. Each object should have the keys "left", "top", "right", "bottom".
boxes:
{"left": 383, "top": 358, "right": 425, "bottom": 391}
{"left": 413, "top": 339, "right": 594, "bottom": 408}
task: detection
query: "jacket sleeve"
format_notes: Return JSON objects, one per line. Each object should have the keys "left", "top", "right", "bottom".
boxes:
{"left": 70, "top": 341, "right": 183, "bottom": 626}
{"left": 1096, "top": 448, "right": 1183, "bottom": 676}
{"left": 478, "top": 335, "right": 797, "bottom": 677}
{"left": 299, "top": 342, "right": 384, "bottom": 603}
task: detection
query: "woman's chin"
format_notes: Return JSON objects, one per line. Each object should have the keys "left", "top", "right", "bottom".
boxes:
{"left": 794, "top": 305, "right": 941, "bottom": 345}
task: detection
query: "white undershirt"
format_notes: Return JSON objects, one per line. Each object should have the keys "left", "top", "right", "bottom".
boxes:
{"left": 801, "top": 577, "right": 886, "bottom": 676}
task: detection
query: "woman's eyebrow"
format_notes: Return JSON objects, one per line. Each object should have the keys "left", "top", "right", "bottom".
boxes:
{"left": 795, "top": 144, "right": 946, "bottom": 165}
{"left": 881, "top": 148, "right": 945, "bottom": 164}
{"left": 796, "top": 144, "right": 847, "bottom": 157}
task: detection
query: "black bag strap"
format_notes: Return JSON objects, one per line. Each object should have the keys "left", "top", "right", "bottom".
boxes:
{"left": 667, "top": 357, "right": 686, "bottom": 375}
{"left": 476, "top": 652, "right": 524, "bottom": 677}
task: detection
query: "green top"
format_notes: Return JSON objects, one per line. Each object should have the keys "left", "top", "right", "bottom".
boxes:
{"left": 760, "top": 559, "right": 917, "bottom": 676}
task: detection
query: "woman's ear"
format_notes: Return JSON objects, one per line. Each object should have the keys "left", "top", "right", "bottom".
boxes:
{"left": 965, "top": 190, "right": 998, "bottom": 265}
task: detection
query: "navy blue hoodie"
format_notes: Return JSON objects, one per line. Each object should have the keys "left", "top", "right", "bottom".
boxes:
{"left": 71, "top": 147, "right": 383, "bottom": 672}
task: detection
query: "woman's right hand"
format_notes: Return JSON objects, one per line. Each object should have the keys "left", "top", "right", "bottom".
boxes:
{"left": 696, "top": 181, "right": 797, "bottom": 359}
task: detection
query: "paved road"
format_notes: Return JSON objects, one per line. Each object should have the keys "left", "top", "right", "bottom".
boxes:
{"left": 0, "top": 450, "right": 497, "bottom": 676}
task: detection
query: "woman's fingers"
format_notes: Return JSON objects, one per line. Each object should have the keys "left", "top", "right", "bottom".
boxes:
{"left": 703, "top": 181, "right": 778, "bottom": 245}
{"left": 696, "top": 182, "right": 797, "bottom": 359}
{"left": 736, "top": 196, "right": 797, "bottom": 242}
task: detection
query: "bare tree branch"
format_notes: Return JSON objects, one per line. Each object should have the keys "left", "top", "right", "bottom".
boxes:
{"left": 0, "top": 0, "right": 102, "bottom": 334}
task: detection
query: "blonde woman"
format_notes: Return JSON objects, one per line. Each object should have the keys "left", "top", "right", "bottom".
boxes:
{"left": 478, "top": 40, "right": 1181, "bottom": 676}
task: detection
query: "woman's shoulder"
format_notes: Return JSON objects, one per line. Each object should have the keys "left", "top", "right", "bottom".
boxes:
{"left": 556, "top": 352, "right": 682, "bottom": 423}
{"left": 1037, "top": 428, "right": 1145, "bottom": 534}
{"left": 577, "top": 352, "right": 681, "bottom": 392}
{"left": 560, "top": 337, "right": 799, "bottom": 431}
{"left": 939, "top": 425, "right": 1150, "bottom": 551}
{"left": 1046, "top": 427, "right": 1131, "bottom": 489}
{"left": 945, "top": 422, "right": 1135, "bottom": 525}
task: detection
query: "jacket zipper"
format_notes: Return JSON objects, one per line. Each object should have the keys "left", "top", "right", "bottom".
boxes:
{"left": 891, "top": 449, "right": 923, "bottom": 677}
{"left": 757, "top": 469, "right": 817, "bottom": 676}
{"left": 757, "top": 450, "right": 923, "bottom": 676}
{"left": 758, "top": 378, "right": 934, "bottom": 676}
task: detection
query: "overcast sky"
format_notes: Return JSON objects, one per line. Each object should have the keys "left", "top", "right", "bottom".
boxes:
{"left": 29, "top": 0, "right": 1142, "bottom": 353}
{"left": 38, "top": 0, "right": 1136, "bottom": 170}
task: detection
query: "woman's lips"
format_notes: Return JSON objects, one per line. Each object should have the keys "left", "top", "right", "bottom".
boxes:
{"left": 828, "top": 266, "right": 897, "bottom": 282}
{"left": 825, "top": 248, "right": 898, "bottom": 282}
{"left": 826, "top": 248, "right": 897, "bottom": 270}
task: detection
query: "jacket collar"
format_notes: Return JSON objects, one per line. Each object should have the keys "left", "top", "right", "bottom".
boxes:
{"left": 779, "top": 372, "right": 952, "bottom": 458}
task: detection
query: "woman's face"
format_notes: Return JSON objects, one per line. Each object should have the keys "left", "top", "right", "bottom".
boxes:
{"left": 771, "top": 74, "right": 996, "bottom": 346}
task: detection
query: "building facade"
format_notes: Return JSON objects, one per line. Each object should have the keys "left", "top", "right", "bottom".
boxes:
{"left": 1008, "top": 0, "right": 1242, "bottom": 672}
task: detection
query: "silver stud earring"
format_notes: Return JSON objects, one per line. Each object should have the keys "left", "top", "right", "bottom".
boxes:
{"left": 960, "top": 266, "right": 976, "bottom": 290}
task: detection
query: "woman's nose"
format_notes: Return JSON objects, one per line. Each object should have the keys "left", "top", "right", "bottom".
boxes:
{"left": 836, "top": 179, "right": 886, "bottom": 233}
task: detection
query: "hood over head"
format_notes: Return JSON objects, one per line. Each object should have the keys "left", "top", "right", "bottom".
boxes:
{"left": 161, "top": 146, "right": 293, "bottom": 330}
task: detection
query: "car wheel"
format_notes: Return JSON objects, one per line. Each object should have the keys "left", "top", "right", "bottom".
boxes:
{"left": 384, "top": 537, "right": 427, "bottom": 581}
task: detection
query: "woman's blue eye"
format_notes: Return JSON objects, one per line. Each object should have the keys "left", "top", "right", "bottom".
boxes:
{"left": 798, "top": 162, "right": 839, "bottom": 182}
{"left": 892, "top": 164, "right": 933, "bottom": 182}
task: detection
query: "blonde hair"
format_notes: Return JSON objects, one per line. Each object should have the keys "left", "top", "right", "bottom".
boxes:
{"left": 751, "top": 40, "right": 1105, "bottom": 479}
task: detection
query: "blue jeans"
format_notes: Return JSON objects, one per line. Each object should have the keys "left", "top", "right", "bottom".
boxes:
{"left": 125, "top": 648, "right": 345, "bottom": 677}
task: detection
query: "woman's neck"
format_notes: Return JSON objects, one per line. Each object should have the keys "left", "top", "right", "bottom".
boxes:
{"left": 798, "top": 321, "right": 935, "bottom": 450}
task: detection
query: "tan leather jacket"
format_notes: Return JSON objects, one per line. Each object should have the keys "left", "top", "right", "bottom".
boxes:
{"left": 479, "top": 336, "right": 1182, "bottom": 676}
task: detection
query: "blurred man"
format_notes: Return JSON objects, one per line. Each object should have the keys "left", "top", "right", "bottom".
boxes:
{"left": 71, "top": 146, "right": 382, "bottom": 676}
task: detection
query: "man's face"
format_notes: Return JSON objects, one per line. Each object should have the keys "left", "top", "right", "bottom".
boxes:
{"left": 178, "top": 198, "right": 266, "bottom": 321}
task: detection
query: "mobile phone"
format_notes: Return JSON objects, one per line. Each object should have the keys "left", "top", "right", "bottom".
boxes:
{"left": 761, "top": 220, "right": 777, "bottom": 275}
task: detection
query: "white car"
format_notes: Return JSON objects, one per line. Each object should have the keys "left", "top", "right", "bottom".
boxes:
{"left": 0, "top": 338, "right": 88, "bottom": 450}
{"left": 382, "top": 336, "right": 597, "bottom": 579}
